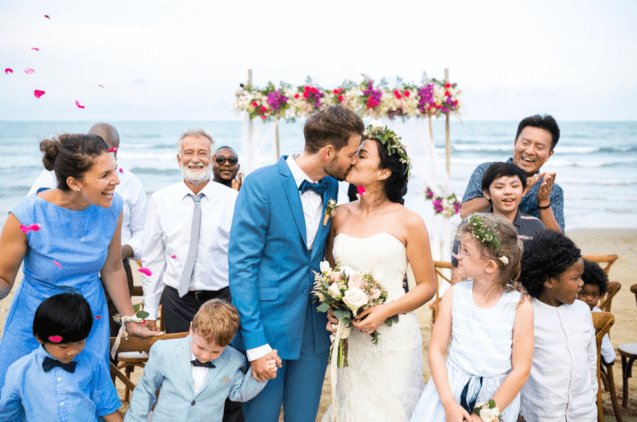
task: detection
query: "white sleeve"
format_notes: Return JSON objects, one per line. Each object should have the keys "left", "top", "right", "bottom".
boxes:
{"left": 246, "top": 344, "right": 273, "bottom": 362}
{"left": 126, "top": 180, "right": 148, "bottom": 260}
{"left": 28, "top": 170, "right": 57, "bottom": 196}
{"left": 601, "top": 334, "right": 616, "bottom": 364}
{"left": 141, "top": 194, "right": 166, "bottom": 320}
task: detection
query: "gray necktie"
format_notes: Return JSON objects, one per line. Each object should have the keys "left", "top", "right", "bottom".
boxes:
{"left": 178, "top": 193, "right": 203, "bottom": 297}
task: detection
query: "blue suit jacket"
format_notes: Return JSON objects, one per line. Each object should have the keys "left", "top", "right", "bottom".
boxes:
{"left": 124, "top": 336, "right": 266, "bottom": 422}
{"left": 228, "top": 156, "right": 335, "bottom": 360}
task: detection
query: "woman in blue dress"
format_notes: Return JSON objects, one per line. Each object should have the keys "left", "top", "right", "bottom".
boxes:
{"left": 0, "top": 133, "right": 161, "bottom": 393}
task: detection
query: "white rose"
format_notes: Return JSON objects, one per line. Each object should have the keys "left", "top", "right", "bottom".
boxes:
{"left": 320, "top": 260, "right": 331, "bottom": 273}
{"left": 340, "top": 266, "right": 356, "bottom": 277}
{"left": 343, "top": 288, "right": 369, "bottom": 313}
{"left": 480, "top": 408, "right": 497, "bottom": 421}
{"left": 369, "top": 119, "right": 383, "bottom": 128}
{"left": 327, "top": 282, "right": 342, "bottom": 300}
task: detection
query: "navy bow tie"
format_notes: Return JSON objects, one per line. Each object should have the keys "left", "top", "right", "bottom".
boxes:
{"left": 42, "top": 356, "right": 77, "bottom": 373}
{"left": 191, "top": 359, "right": 215, "bottom": 369}
{"left": 299, "top": 179, "right": 328, "bottom": 196}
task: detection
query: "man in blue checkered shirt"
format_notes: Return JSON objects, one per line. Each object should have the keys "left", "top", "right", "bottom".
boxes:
{"left": 460, "top": 114, "right": 564, "bottom": 232}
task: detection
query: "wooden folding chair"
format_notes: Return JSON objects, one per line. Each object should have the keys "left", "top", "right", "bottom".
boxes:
{"left": 582, "top": 255, "right": 620, "bottom": 313}
{"left": 110, "top": 332, "right": 188, "bottom": 402}
{"left": 583, "top": 254, "right": 619, "bottom": 275}
{"left": 429, "top": 261, "right": 451, "bottom": 324}
{"left": 592, "top": 312, "right": 623, "bottom": 422}
{"left": 618, "top": 283, "right": 637, "bottom": 408}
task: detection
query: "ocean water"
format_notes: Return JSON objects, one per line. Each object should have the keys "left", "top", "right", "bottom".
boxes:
{"left": 1, "top": 120, "right": 636, "bottom": 235}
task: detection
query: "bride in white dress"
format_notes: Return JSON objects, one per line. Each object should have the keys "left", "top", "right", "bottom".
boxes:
{"left": 322, "top": 125, "right": 438, "bottom": 422}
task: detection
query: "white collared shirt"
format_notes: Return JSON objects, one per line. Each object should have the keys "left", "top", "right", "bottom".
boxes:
{"left": 190, "top": 352, "right": 209, "bottom": 395}
{"left": 27, "top": 168, "right": 148, "bottom": 259}
{"left": 141, "top": 180, "right": 237, "bottom": 320}
{"left": 246, "top": 157, "right": 324, "bottom": 362}
{"left": 520, "top": 298, "right": 598, "bottom": 422}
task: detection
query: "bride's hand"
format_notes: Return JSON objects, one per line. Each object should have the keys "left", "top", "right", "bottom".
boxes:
{"left": 351, "top": 304, "right": 390, "bottom": 334}
{"left": 443, "top": 402, "right": 473, "bottom": 422}
{"left": 326, "top": 307, "right": 338, "bottom": 333}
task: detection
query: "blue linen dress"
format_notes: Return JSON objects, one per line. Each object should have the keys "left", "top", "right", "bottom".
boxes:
{"left": 411, "top": 281, "right": 522, "bottom": 422}
{"left": 0, "top": 190, "right": 123, "bottom": 393}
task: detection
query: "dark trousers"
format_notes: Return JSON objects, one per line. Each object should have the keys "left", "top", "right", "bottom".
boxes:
{"left": 162, "top": 285, "right": 243, "bottom": 422}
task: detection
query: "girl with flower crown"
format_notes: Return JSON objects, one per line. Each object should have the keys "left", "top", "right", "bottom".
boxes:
{"left": 411, "top": 213, "right": 534, "bottom": 422}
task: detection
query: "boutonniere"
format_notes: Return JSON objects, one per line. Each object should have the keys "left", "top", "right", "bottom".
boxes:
{"left": 323, "top": 199, "right": 337, "bottom": 226}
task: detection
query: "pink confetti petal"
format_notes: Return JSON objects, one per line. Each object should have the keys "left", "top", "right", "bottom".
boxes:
{"left": 53, "top": 260, "right": 62, "bottom": 269}
{"left": 108, "top": 147, "right": 117, "bottom": 153}
{"left": 138, "top": 268, "right": 152, "bottom": 276}
{"left": 75, "top": 100, "right": 85, "bottom": 109}
{"left": 44, "top": 15, "right": 50, "bottom": 19}
{"left": 141, "top": 320, "right": 146, "bottom": 325}
{"left": 119, "top": 168, "right": 123, "bottom": 173}
{"left": 48, "top": 335, "right": 62, "bottom": 343}
{"left": 34, "top": 90, "right": 45, "bottom": 99}
{"left": 95, "top": 315, "right": 102, "bottom": 319}
{"left": 19, "top": 223, "right": 41, "bottom": 234}
{"left": 32, "top": 47, "right": 39, "bottom": 51}
{"left": 4, "top": 68, "right": 12, "bottom": 74}
{"left": 98, "top": 85, "right": 104, "bottom": 88}
{"left": 171, "top": 255, "right": 176, "bottom": 259}
{"left": 24, "top": 68, "right": 35, "bottom": 74}
{"left": 357, "top": 185, "right": 366, "bottom": 195}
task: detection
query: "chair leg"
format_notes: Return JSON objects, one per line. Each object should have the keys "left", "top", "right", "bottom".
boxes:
{"left": 606, "top": 363, "right": 624, "bottom": 422}
{"left": 622, "top": 355, "right": 629, "bottom": 408}
{"left": 125, "top": 365, "right": 134, "bottom": 402}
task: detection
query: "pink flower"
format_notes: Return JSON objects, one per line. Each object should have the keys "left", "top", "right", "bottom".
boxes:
{"left": 357, "top": 186, "right": 366, "bottom": 195}
{"left": 98, "top": 85, "right": 104, "bottom": 88}
{"left": 328, "top": 271, "right": 342, "bottom": 284}
{"left": 24, "top": 68, "right": 35, "bottom": 74}
{"left": 343, "top": 288, "right": 369, "bottom": 313}
{"left": 138, "top": 268, "right": 152, "bottom": 276}
{"left": 48, "top": 335, "right": 62, "bottom": 343}
{"left": 348, "top": 273, "right": 364, "bottom": 289}
{"left": 371, "top": 288, "right": 381, "bottom": 300}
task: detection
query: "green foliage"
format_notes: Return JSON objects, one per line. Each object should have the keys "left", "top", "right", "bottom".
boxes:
{"left": 317, "top": 303, "right": 330, "bottom": 313}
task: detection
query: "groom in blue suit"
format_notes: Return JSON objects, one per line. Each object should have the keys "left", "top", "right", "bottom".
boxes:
{"left": 229, "top": 105, "right": 365, "bottom": 422}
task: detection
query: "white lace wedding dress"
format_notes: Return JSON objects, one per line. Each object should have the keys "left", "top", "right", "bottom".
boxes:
{"left": 321, "top": 233, "right": 425, "bottom": 422}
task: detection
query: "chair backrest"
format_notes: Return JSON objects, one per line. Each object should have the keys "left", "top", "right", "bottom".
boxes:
{"left": 110, "top": 332, "right": 189, "bottom": 354}
{"left": 599, "top": 282, "right": 621, "bottom": 313}
{"left": 582, "top": 254, "right": 618, "bottom": 275}
{"left": 631, "top": 284, "right": 637, "bottom": 308}
{"left": 592, "top": 312, "right": 615, "bottom": 422}
{"left": 430, "top": 261, "right": 451, "bottom": 323}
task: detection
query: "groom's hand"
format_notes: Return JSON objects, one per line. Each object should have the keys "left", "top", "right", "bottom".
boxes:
{"left": 326, "top": 308, "right": 338, "bottom": 333}
{"left": 251, "top": 350, "right": 282, "bottom": 381}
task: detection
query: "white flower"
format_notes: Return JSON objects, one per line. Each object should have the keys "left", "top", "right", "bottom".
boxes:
{"left": 340, "top": 265, "right": 355, "bottom": 277}
{"left": 369, "top": 119, "right": 383, "bottom": 128}
{"left": 327, "top": 282, "right": 342, "bottom": 300}
{"left": 499, "top": 255, "right": 509, "bottom": 265}
{"left": 343, "top": 288, "right": 369, "bottom": 313}
{"left": 320, "top": 260, "right": 331, "bottom": 274}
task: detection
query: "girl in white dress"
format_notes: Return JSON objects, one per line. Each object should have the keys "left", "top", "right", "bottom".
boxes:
{"left": 322, "top": 125, "right": 437, "bottom": 422}
{"left": 411, "top": 213, "right": 534, "bottom": 422}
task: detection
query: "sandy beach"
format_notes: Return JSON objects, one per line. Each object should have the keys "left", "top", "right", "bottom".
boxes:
{"left": 1, "top": 229, "right": 636, "bottom": 421}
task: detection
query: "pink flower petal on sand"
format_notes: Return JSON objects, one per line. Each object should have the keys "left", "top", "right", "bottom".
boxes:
{"left": 108, "top": 147, "right": 117, "bottom": 153}
{"left": 48, "top": 335, "right": 62, "bottom": 343}
{"left": 32, "top": 48, "right": 39, "bottom": 51}
{"left": 98, "top": 85, "right": 104, "bottom": 88}
{"left": 44, "top": 15, "right": 50, "bottom": 19}
{"left": 34, "top": 90, "right": 45, "bottom": 99}
{"left": 75, "top": 100, "right": 85, "bottom": 109}
{"left": 119, "top": 168, "right": 123, "bottom": 173}
{"left": 138, "top": 268, "right": 152, "bottom": 276}
{"left": 171, "top": 255, "right": 176, "bottom": 259}
{"left": 24, "top": 68, "right": 35, "bottom": 74}
{"left": 357, "top": 185, "right": 366, "bottom": 195}
{"left": 53, "top": 260, "right": 62, "bottom": 270}
{"left": 4, "top": 68, "right": 12, "bottom": 74}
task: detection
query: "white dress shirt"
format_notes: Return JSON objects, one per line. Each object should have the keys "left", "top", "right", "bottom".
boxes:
{"left": 520, "top": 298, "right": 598, "bottom": 422}
{"left": 191, "top": 352, "right": 209, "bottom": 395}
{"left": 142, "top": 181, "right": 237, "bottom": 320}
{"left": 246, "top": 157, "right": 324, "bottom": 362}
{"left": 27, "top": 168, "right": 147, "bottom": 258}
{"left": 593, "top": 306, "right": 616, "bottom": 364}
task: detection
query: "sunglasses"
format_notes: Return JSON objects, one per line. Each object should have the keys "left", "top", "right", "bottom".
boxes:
{"left": 215, "top": 156, "right": 238, "bottom": 165}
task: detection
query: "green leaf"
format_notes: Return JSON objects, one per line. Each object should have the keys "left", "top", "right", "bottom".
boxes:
{"left": 385, "top": 318, "right": 393, "bottom": 327}
{"left": 488, "top": 399, "right": 496, "bottom": 408}
{"left": 136, "top": 311, "right": 149, "bottom": 320}
{"left": 334, "top": 309, "right": 351, "bottom": 320}
{"left": 133, "top": 304, "right": 141, "bottom": 312}
{"left": 316, "top": 303, "right": 330, "bottom": 313}
{"left": 342, "top": 318, "right": 351, "bottom": 326}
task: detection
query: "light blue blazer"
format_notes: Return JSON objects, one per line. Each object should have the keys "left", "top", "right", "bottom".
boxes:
{"left": 228, "top": 156, "right": 336, "bottom": 360}
{"left": 124, "top": 336, "right": 266, "bottom": 422}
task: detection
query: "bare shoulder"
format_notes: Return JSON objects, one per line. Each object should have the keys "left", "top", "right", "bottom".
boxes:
{"left": 515, "top": 295, "right": 534, "bottom": 316}
{"left": 333, "top": 201, "right": 356, "bottom": 224}
{"left": 398, "top": 206, "right": 427, "bottom": 232}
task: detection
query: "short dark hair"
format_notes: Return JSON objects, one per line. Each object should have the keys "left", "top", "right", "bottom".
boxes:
{"left": 40, "top": 134, "right": 110, "bottom": 191}
{"left": 519, "top": 230, "right": 581, "bottom": 298}
{"left": 303, "top": 105, "right": 364, "bottom": 154}
{"left": 515, "top": 114, "right": 560, "bottom": 151}
{"left": 215, "top": 146, "right": 237, "bottom": 155}
{"left": 33, "top": 293, "right": 93, "bottom": 344}
{"left": 582, "top": 259, "right": 608, "bottom": 296}
{"left": 481, "top": 162, "right": 527, "bottom": 193}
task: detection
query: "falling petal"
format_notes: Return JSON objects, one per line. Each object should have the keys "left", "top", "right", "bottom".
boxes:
{"left": 34, "top": 90, "right": 45, "bottom": 99}
{"left": 141, "top": 320, "right": 146, "bottom": 325}
{"left": 171, "top": 255, "right": 176, "bottom": 259}
{"left": 119, "top": 168, "right": 123, "bottom": 173}
{"left": 138, "top": 268, "right": 152, "bottom": 276}
{"left": 53, "top": 260, "right": 62, "bottom": 269}
{"left": 31, "top": 48, "right": 39, "bottom": 51}
{"left": 357, "top": 186, "right": 366, "bottom": 195}
{"left": 44, "top": 15, "right": 50, "bottom": 19}
{"left": 75, "top": 100, "right": 85, "bottom": 109}
{"left": 20, "top": 223, "right": 41, "bottom": 234}
{"left": 108, "top": 147, "right": 117, "bottom": 153}
{"left": 4, "top": 68, "right": 12, "bottom": 74}
{"left": 98, "top": 85, "right": 104, "bottom": 88}
{"left": 31, "top": 223, "right": 41, "bottom": 232}
{"left": 95, "top": 315, "right": 102, "bottom": 319}
{"left": 24, "top": 68, "right": 35, "bottom": 74}
{"left": 48, "top": 335, "right": 62, "bottom": 343}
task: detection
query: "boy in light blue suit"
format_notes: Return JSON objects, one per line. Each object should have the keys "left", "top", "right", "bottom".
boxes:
{"left": 124, "top": 300, "right": 274, "bottom": 422}
{"left": 229, "top": 105, "right": 365, "bottom": 422}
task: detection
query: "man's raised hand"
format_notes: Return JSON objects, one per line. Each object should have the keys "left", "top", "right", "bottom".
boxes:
{"left": 536, "top": 172, "right": 556, "bottom": 207}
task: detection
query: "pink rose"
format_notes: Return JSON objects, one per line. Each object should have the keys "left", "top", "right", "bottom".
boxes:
{"left": 370, "top": 288, "right": 381, "bottom": 300}
{"left": 328, "top": 271, "right": 342, "bottom": 284}
{"left": 343, "top": 288, "right": 369, "bottom": 314}
{"left": 348, "top": 273, "right": 364, "bottom": 289}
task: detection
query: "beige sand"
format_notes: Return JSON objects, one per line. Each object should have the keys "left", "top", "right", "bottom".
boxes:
{"left": 1, "top": 229, "right": 636, "bottom": 421}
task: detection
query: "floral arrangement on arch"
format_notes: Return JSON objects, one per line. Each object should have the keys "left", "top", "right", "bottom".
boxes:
{"left": 232, "top": 74, "right": 462, "bottom": 122}
{"left": 425, "top": 186, "right": 461, "bottom": 218}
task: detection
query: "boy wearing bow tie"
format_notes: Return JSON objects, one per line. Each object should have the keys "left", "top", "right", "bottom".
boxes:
{"left": 125, "top": 299, "right": 276, "bottom": 422}
{"left": 0, "top": 293, "right": 123, "bottom": 421}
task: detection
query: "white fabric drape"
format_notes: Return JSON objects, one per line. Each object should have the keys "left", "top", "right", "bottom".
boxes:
{"left": 240, "top": 114, "right": 279, "bottom": 175}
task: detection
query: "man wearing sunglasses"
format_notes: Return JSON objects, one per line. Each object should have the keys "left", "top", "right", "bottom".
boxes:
{"left": 213, "top": 146, "right": 242, "bottom": 191}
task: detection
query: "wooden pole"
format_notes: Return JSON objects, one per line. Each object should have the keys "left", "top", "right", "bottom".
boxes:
{"left": 444, "top": 68, "right": 451, "bottom": 188}
{"left": 247, "top": 69, "right": 253, "bottom": 172}
{"left": 274, "top": 122, "right": 280, "bottom": 161}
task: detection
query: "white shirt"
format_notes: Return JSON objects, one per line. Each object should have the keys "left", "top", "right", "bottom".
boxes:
{"left": 246, "top": 156, "right": 324, "bottom": 362}
{"left": 593, "top": 306, "right": 616, "bottom": 364}
{"left": 27, "top": 168, "right": 148, "bottom": 258}
{"left": 142, "top": 180, "right": 237, "bottom": 320}
{"left": 520, "top": 298, "right": 598, "bottom": 422}
{"left": 191, "top": 352, "right": 209, "bottom": 395}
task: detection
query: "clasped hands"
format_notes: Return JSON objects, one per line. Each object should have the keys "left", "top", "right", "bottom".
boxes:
{"left": 325, "top": 305, "right": 390, "bottom": 335}
{"left": 251, "top": 350, "right": 282, "bottom": 381}
{"left": 525, "top": 172, "right": 556, "bottom": 208}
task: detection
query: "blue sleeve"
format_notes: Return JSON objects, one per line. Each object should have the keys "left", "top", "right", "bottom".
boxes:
{"left": 461, "top": 162, "right": 492, "bottom": 203}
{"left": 228, "top": 175, "right": 271, "bottom": 350}
{"left": 92, "top": 358, "right": 121, "bottom": 416}
{"left": 228, "top": 357, "right": 268, "bottom": 402}
{"left": 549, "top": 184, "right": 565, "bottom": 231}
{"left": 0, "top": 364, "right": 26, "bottom": 420}
{"left": 124, "top": 344, "right": 165, "bottom": 422}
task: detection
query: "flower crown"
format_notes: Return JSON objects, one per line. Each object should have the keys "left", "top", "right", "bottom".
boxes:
{"left": 364, "top": 123, "right": 412, "bottom": 181}
{"left": 468, "top": 214, "right": 509, "bottom": 265}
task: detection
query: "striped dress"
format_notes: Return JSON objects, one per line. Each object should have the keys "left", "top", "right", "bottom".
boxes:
{"left": 411, "top": 281, "right": 521, "bottom": 422}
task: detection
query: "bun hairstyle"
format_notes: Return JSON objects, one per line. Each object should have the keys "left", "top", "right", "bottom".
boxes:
{"left": 373, "top": 138, "right": 409, "bottom": 205}
{"left": 40, "top": 134, "right": 110, "bottom": 191}
{"left": 456, "top": 213, "right": 524, "bottom": 292}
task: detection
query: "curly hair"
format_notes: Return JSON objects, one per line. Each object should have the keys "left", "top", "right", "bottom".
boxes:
{"left": 373, "top": 138, "right": 409, "bottom": 205}
{"left": 191, "top": 299, "right": 240, "bottom": 347}
{"left": 519, "top": 230, "right": 581, "bottom": 298}
{"left": 582, "top": 259, "right": 608, "bottom": 296}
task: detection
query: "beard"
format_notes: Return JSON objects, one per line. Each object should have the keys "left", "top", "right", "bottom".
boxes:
{"left": 323, "top": 159, "right": 352, "bottom": 182}
{"left": 181, "top": 163, "right": 212, "bottom": 184}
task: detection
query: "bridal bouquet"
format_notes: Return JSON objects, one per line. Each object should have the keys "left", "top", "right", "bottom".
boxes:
{"left": 312, "top": 260, "right": 395, "bottom": 368}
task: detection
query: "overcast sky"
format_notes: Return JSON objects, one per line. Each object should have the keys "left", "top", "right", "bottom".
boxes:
{"left": 1, "top": 0, "right": 636, "bottom": 121}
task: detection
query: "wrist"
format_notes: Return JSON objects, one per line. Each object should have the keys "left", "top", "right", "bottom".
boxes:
{"left": 537, "top": 201, "right": 551, "bottom": 210}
